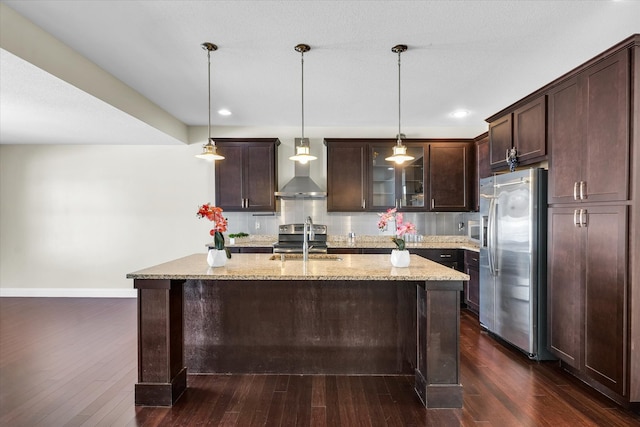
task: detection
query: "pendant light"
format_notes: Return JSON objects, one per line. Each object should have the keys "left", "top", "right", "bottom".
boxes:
{"left": 385, "top": 44, "right": 414, "bottom": 164}
{"left": 196, "top": 42, "right": 224, "bottom": 161}
{"left": 289, "top": 44, "right": 317, "bottom": 164}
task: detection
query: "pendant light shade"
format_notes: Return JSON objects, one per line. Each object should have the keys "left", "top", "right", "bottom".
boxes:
{"left": 196, "top": 42, "right": 224, "bottom": 161}
{"left": 289, "top": 44, "right": 317, "bottom": 164}
{"left": 385, "top": 44, "right": 414, "bottom": 165}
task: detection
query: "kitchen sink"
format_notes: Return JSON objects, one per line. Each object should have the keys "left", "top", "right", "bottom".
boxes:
{"left": 269, "top": 254, "right": 343, "bottom": 261}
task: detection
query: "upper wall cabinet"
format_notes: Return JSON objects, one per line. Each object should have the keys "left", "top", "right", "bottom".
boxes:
{"left": 427, "top": 142, "right": 473, "bottom": 212}
{"left": 474, "top": 132, "right": 490, "bottom": 211}
{"left": 488, "top": 95, "right": 547, "bottom": 171}
{"left": 548, "top": 49, "right": 629, "bottom": 205}
{"left": 325, "top": 138, "right": 473, "bottom": 212}
{"left": 325, "top": 140, "right": 367, "bottom": 211}
{"left": 214, "top": 138, "right": 279, "bottom": 212}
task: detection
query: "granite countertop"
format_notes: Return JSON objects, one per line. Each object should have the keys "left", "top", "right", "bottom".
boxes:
{"left": 223, "top": 235, "right": 480, "bottom": 252}
{"left": 127, "top": 253, "right": 470, "bottom": 282}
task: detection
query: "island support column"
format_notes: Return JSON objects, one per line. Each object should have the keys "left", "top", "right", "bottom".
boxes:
{"left": 415, "top": 280, "right": 463, "bottom": 408}
{"left": 134, "top": 279, "right": 186, "bottom": 406}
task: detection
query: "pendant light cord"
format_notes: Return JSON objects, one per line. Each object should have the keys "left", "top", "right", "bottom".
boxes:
{"left": 207, "top": 48, "right": 212, "bottom": 142}
{"left": 397, "top": 49, "right": 402, "bottom": 145}
{"left": 301, "top": 49, "right": 305, "bottom": 144}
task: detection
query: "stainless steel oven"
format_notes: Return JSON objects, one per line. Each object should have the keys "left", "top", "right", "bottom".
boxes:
{"left": 272, "top": 223, "right": 328, "bottom": 254}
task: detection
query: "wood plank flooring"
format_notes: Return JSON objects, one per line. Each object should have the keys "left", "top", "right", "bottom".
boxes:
{"left": 1, "top": 297, "right": 639, "bottom": 426}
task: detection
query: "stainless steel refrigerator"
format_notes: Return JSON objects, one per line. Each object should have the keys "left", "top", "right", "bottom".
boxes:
{"left": 479, "top": 168, "right": 554, "bottom": 360}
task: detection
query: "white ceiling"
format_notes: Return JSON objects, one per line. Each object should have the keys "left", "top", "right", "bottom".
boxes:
{"left": 1, "top": 1, "right": 639, "bottom": 146}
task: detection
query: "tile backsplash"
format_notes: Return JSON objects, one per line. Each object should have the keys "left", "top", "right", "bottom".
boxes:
{"left": 223, "top": 199, "right": 478, "bottom": 238}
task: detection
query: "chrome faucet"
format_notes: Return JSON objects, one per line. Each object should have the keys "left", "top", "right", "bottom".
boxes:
{"left": 303, "top": 216, "right": 314, "bottom": 261}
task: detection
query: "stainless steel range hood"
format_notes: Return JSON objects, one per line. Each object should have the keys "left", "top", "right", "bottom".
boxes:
{"left": 275, "top": 159, "right": 326, "bottom": 199}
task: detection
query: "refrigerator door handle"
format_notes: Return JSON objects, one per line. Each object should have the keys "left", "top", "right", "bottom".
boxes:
{"left": 487, "top": 197, "right": 497, "bottom": 276}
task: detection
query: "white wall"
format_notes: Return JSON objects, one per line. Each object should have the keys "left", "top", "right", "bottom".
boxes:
{"left": 0, "top": 143, "right": 217, "bottom": 294}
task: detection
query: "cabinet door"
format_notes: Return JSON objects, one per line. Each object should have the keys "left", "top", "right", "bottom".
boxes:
{"left": 549, "top": 50, "right": 629, "bottom": 205}
{"left": 583, "top": 205, "right": 627, "bottom": 395}
{"left": 215, "top": 139, "right": 278, "bottom": 212}
{"left": 581, "top": 50, "right": 629, "bottom": 203}
{"left": 398, "top": 145, "right": 425, "bottom": 209}
{"left": 369, "top": 143, "right": 397, "bottom": 210}
{"left": 464, "top": 251, "right": 480, "bottom": 314}
{"left": 548, "top": 77, "right": 582, "bottom": 204}
{"left": 244, "top": 144, "right": 276, "bottom": 211}
{"left": 488, "top": 114, "right": 512, "bottom": 170}
{"left": 326, "top": 141, "right": 366, "bottom": 212}
{"left": 547, "top": 207, "right": 582, "bottom": 368}
{"left": 428, "top": 143, "right": 471, "bottom": 211}
{"left": 513, "top": 95, "right": 546, "bottom": 164}
{"left": 475, "top": 133, "right": 490, "bottom": 212}
{"left": 215, "top": 145, "right": 245, "bottom": 209}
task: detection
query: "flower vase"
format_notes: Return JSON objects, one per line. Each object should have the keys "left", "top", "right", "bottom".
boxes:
{"left": 207, "top": 249, "right": 227, "bottom": 267}
{"left": 390, "top": 249, "right": 410, "bottom": 267}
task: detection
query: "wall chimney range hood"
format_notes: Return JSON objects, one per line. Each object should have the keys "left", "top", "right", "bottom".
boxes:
{"left": 275, "top": 139, "right": 326, "bottom": 199}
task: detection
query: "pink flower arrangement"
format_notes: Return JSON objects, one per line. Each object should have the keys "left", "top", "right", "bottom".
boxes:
{"left": 197, "top": 203, "right": 228, "bottom": 236}
{"left": 377, "top": 208, "right": 416, "bottom": 250}
{"left": 197, "top": 203, "right": 231, "bottom": 258}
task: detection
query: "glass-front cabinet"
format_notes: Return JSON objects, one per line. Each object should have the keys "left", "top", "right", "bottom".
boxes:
{"left": 369, "top": 143, "right": 425, "bottom": 211}
{"left": 325, "top": 138, "right": 472, "bottom": 212}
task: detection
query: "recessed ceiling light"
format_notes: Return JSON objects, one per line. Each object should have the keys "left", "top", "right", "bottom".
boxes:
{"left": 218, "top": 109, "right": 232, "bottom": 116}
{"left": 450, "top": 109, "right": 470, "bottom": 118}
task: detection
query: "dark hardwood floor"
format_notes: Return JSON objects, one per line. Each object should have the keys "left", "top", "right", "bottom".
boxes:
{"left": 1, "top": 297, "right": 638, "bottom": 426}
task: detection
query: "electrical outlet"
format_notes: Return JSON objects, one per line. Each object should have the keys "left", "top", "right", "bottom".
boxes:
{"left": 255, "top": 220, "right": 260, "bottom": 230}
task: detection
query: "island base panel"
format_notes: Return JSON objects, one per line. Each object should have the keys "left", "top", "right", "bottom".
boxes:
{"left": 135, "top": 367, "right": 187, "bottom": 406}
{"left": 415, "top": 370, "right": 463, "bottom": 408}
{"left": 184, "top": 279, "right": 416, "bottom": 375}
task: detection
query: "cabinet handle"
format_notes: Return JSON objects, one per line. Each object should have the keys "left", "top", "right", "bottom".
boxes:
{"left": 579, "top": 181, "right": 586, "bottom": 200}
{"left": 505, "top": 149, "right": 510, "bottom": 162}
{"left": 574, "top": 209, "right": 579, "bottom": 227}
{"left": 362, "top": 199, "right": 366, "bottom": 209}
{"left": 580, "top": 209, "right": 587, "bottom": 227}
{"left": 431, "top": 198, "right": 435, "bottom": 209}
{"left": 440, "top": 254, "right": 452, "bottom": 258}
{"left": 573, "top": 182, "right": 578, "bottom": 201}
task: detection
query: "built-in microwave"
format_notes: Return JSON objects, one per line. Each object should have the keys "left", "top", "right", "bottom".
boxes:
{"left": 467, "top": 220, "right": 480, "bottom": 243}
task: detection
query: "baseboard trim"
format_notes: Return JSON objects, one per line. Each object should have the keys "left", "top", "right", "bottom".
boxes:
{"left": 0, "top": 288, "right": 137, "bottom": 298}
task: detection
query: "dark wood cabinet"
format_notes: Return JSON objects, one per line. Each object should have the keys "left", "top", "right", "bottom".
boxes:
{"left": 412, "top": 249, "right": 463, "bottom": 272}
{"left": 548, "top": 206, "right": 628, "bottom": 395}
{"left": 464, "top": 250, "right": 479, "bottom": 315}
{"left": 228, "top": 247, "right": 273, "bottom": 254}
{"left": 474, "top": 132, "right": 490, "bottom": 212}
{"left": 548, "top": 49, "right": 630, "bottom": 205}
{"left": 326, "top": 140, "right": 367, "bottom": 212}
{"left": 428, "top": 142, "right": 472, "bottom": 212}
{"left": 513, "top": 96, "right": 546, "bottom": 163}
{"left": 328, "top": 248, "right": 362, "bottom": 254}
{"left": 488, "top": 113, "right": 512, "bottom": 170}
{"left": 214, "top": 138, "right": 279, "bottom": 212}
{"left": 489, "top": 34, "right": 639, "bottom": 409}
{"left": 488, "top": 95, "right": 546, "bottom": 172}
{"left": 547, "top": 208, "right": 583, "bottom": 369}
{"left": 325, "top": 138, "right": 473, "bottom": 212}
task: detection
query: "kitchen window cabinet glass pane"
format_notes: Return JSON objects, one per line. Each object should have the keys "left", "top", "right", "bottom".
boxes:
{"left": 371, "top": 145, "right": 396, "bottom": 208}
{"left": 400, "top": 146, "right": 424, "bottom": 207}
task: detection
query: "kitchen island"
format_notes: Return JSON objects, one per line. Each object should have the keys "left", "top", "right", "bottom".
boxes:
{"left": 127, "top": 253, "right": 469, "bottom": 408}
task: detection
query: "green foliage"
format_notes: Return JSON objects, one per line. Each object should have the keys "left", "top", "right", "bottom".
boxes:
{"left": 391, "top": 237, "right": 405, "bottom": 251}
